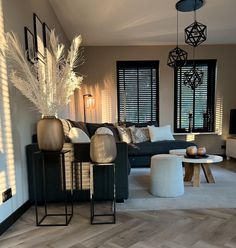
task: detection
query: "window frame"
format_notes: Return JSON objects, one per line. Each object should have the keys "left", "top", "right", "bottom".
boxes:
{"left": 117, "top": 60, "right": 159, "bottom": 124}
{"left": 174, "top": 59, "right": 217, "bottom": 133}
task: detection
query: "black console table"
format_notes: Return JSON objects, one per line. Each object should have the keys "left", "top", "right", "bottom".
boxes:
{"left": 32, "top": 150, "right": 73, "bottom": 226}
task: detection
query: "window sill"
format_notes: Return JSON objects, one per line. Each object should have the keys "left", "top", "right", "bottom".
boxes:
{"left": 173, "top": 132, "right": 220, "bottom": 135}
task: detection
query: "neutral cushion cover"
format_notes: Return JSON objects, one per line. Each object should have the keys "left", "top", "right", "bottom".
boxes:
{"left": 95, "top": 127, "right": 113, "bottom": 136}
{"left": 69, "top": 120, "right": 90, "bottom": 137}
{"left": 129, "top": 126, "right": 150, "bottom": 143}
{"left": 117, "top": 126, "right": 132, "bottom": 144}
{"left": 68, "top": 127, "right": 90, "bottom": 143}
{"left": 60, "top": 119, "right": 73, "bottom": 142}
{"left": 148, "top": 125, "right": 175, "bottom": 142}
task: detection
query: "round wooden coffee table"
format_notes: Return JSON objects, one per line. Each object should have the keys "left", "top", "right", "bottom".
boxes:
{"left": 169, "top": 149, "right": 223, "bottom": 187}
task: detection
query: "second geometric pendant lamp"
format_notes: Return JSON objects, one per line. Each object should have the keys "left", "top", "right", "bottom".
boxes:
{"left": 167, "top": 10, "right": 188, "bottom": 69}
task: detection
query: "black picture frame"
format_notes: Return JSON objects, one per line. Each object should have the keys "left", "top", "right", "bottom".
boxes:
{"left": 43, "top": 23, "right": 51, "bottom": 48}
{"left": 33, "top": 13, "right": 45, "bottom": 58}
{"left": 24, "top": 27, "right": 35, "bottom": 63}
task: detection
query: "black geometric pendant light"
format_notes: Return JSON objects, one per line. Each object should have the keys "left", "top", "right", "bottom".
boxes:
{"left": 185, "top": 15, "right": 207, "bottom": 47}
{"left": 167, "top": 10, "right": 188, "bottom": 69}
{"left": 184, "top": 65, "right": 204, "bottom": 90}
{"left": 167, "top": 47, "right": 188, "bottom": 68}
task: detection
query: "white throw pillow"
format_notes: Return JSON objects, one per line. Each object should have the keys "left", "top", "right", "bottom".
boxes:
{"left": 68, "top": 127, "right": 91, "bottom": 143}
{"left": 148, "top": 125, "right": 175, "bottom": 142}
{"left": 95, "top": 127, "right": 113, "bottom": 136}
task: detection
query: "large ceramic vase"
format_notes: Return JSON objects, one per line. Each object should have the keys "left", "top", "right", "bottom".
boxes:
{"left": 37, "top": 116, "right": 64, "bottom": 151}
{"left": 90, "top": 134, "right": 117, "bottom": 164}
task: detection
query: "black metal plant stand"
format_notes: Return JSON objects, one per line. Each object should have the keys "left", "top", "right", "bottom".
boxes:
{"left": 32, "top": 150, "right": 73, "bottom": 226}
{"left": 90, "top": 163, "right": 116, "bottom": 225}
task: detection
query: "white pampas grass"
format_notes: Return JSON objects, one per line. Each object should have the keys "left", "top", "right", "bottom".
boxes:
{"left": 0, "top": 30, "right": 84, "bottom": 116}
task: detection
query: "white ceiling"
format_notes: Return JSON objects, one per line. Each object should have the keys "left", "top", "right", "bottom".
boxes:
{"left": 49, "top": 0, "right": 236, "bottom": 46}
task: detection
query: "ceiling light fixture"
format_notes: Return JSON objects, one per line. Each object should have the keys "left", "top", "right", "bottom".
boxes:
{"left": 184, "top": 9, "right": 207, "bottom": 47}
{"left": 176, "top": 0, "right": 206, "bottom": 90}
{"left": 176, "top": 0, "right": 204, "bottom": 12}
{"left": 184, "top": 65, "right": 204, "bottom": 90}
{"left": 167, "top": 9, "right": 188, "bottom": 69}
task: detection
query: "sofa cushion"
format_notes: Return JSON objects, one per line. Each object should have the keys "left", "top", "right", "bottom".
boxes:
{"left": 60, "top": 119, "right": 73, "bottom": 142}
{"left": 69, "top": 120, "right": 90, "bottom": 137}
{"left": 148, "top": 125, "right": 175, "bottom": 142}
{"left": 129, "top": 126, "right": 150, "bottom": 143}
{"left": 117, "top": 125, "right": 132, "bottom": 143}
{"left": 104, "top": 123, "right": 120, "bottom": 141}
{"left": 86, "top": 123, "right": 104, "bottom": 136}
{"left": 127, "top": 140, "right": 196, "bottom": 156}
{"left": 68, "top": 127, "right": 91, "bottom": 143}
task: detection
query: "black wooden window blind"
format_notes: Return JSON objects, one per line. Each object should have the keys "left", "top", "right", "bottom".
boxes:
{"left": 117, "top": 61, "right": 159, "bottom": 123}
{"left": 174, "top": 59, "right": 216, "bottom": 133}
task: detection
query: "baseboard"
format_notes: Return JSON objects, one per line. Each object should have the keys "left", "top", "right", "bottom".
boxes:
{"left": 0, "top": 200, "right": 31, "bottom": 236}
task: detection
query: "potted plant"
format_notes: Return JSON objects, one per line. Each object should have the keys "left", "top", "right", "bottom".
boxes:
{"left": 0, "top": 30, "right": 84, "bottom": 151}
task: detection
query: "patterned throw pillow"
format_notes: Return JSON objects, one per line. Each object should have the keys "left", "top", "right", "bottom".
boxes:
{"left": 60, "top": 119, "right": 73, "bottom": 142}
{"left": 129, "top": 126, "right": 150, "bottom": 143}
{"left": 117, "top": 126, "right": 132, "bottom": 144}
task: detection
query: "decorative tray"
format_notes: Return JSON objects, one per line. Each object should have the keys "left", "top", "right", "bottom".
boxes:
{"left": 184, "top": 154, "right": 209, "bottom": 159}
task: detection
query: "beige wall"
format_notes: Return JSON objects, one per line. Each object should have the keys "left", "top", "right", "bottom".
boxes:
{"left": 76, "top": 44, "right": 236, "bottom": 154}
{"left": 0, "top": 0, "right": 69, "bottom": 223}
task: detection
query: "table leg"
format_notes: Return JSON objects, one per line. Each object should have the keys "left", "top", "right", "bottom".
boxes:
{"left": 184, "top": 163, "right": 193, "bottom": 182}
{"left": 201, "top": 163, "right": 215, "bottom": 183}
{"left": 193, "top": 164, "right": 201, "bottom": 187}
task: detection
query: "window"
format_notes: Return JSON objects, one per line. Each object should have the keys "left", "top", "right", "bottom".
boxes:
{"left": 174, "top": 60, "right": 216, "bottom": 133}
{"left": 117, "top": 61, "right": 159, "bottom": 123}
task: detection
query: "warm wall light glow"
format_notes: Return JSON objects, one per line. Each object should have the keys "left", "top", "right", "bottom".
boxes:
{"left": 101, "top": 77, "right": 114, "bottom": 123}
{"left": 85, "top": 96, "right": 95, "bottom": 109}
{"left": 75, "top": 75, "right": 116, "bottom": 123}
{"left": 186, "top": 134, "right": 195, "bottom": 141}
{"left": 215, "top": 96, "right": 223, "bottom": 135}
{"left": 0, "top": 0, "right": 16, "bottom": 206}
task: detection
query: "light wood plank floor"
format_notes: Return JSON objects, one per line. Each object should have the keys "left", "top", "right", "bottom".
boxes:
{"left": 1, "top": 158, "right": 235, "bottom": 248}
{"left": 0, "top": 205, "right": 236, "bottom": 248}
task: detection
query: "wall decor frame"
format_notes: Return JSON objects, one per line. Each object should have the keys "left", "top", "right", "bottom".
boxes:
{"left": 43, "top": 23, "right": 51, "bottom": 48}
{"left": 33, "top": 13, "right": 45, "bottom": 58}
{"left": 24, "top": 26, "right": 35, "bottom": 63}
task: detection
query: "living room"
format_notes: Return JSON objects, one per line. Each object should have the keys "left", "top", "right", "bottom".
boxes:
{"left": 0, "top": 0, "right": 236, "bottom": 247}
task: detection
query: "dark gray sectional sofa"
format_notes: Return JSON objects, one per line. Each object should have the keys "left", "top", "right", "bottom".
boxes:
{"left": 69, "top": 120, "right": 195, "bottom": 168}
{"left": 26, "top": 120, "right": 195, "bottom": 203}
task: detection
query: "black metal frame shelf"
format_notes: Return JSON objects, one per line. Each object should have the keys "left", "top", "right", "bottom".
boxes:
{"left": 32, "top": 150, "right": 73, "bottom": 226}
{"left": 90, "top": 163, "right": 116, "bottom": 225}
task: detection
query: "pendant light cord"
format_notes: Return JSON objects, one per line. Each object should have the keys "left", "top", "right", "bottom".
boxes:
{"left": 193, "top": 0, "right": 196, "bottom": 68}
{"left": 177, "top": 10, "right": 179, "bottom": 47}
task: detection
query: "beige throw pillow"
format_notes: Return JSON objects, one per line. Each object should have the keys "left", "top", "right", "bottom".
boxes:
{"left": 129, "top": 126, "right": 150, "bottom": 143}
